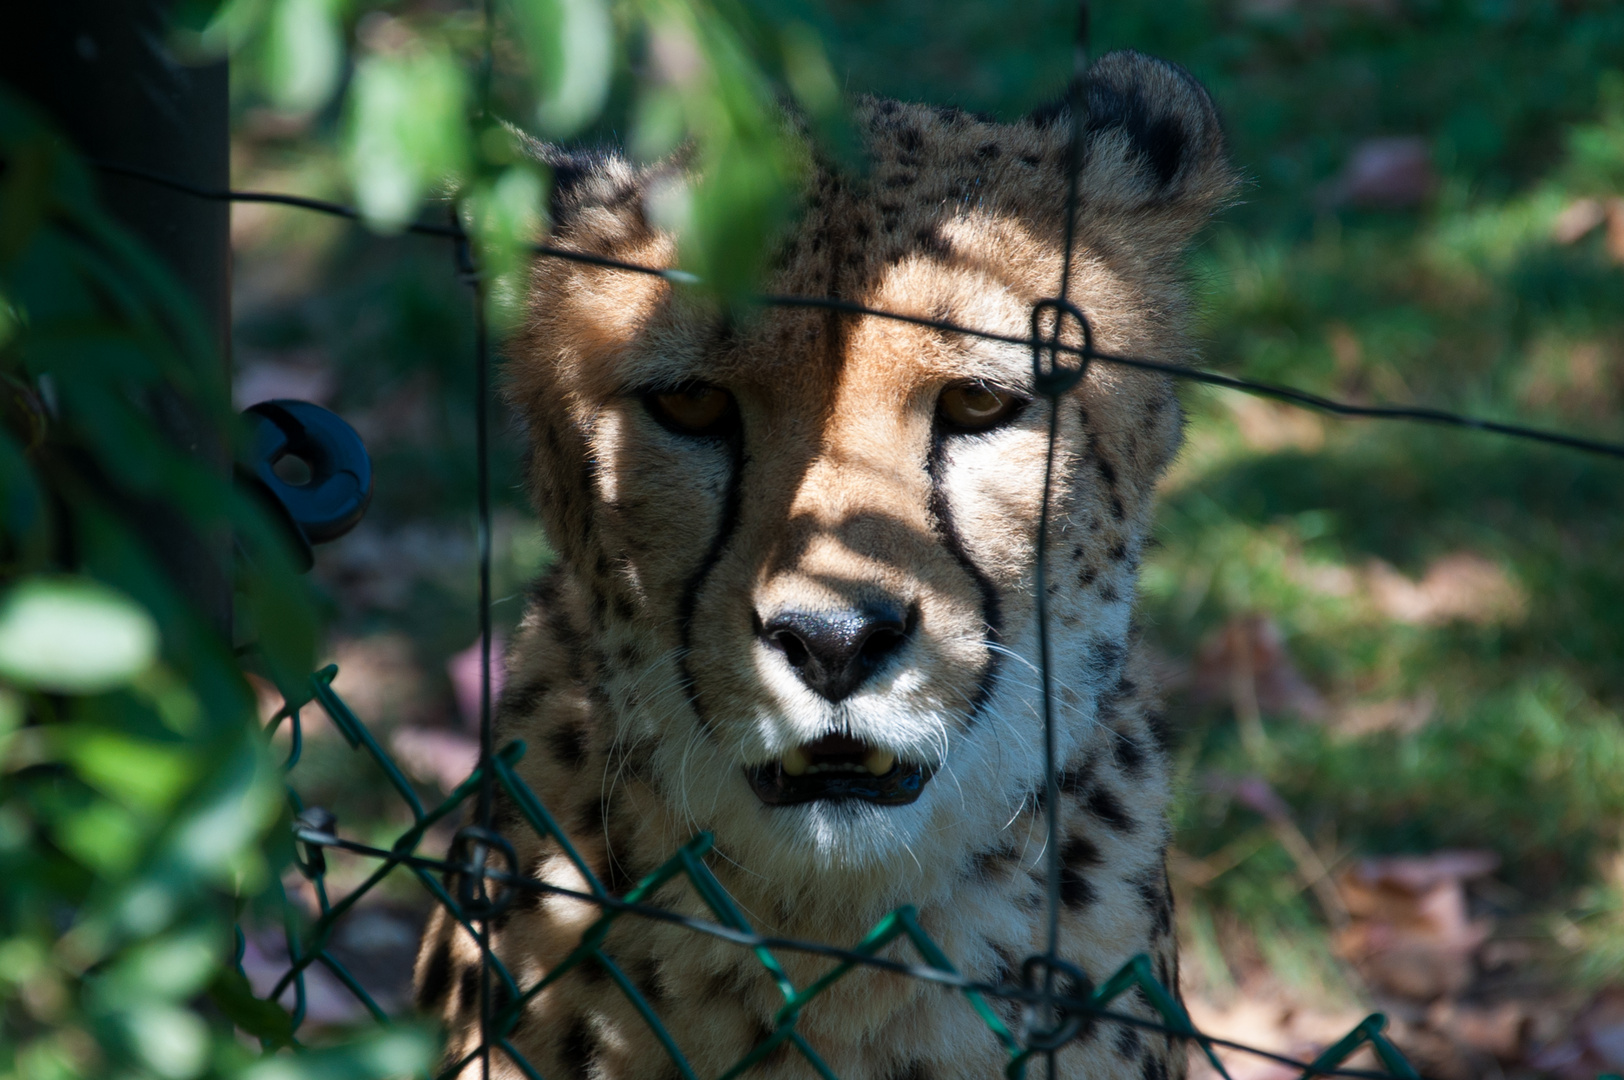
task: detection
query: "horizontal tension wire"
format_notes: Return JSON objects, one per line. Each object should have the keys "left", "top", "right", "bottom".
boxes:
{"left": 291, "top": 823, "right": 1397, "bottom": 1080}
{"left": 92, "top": 158, "right": 1624, "bottom": 463}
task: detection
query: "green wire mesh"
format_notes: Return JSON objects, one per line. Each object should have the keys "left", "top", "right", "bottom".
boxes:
{"left": 241, "top": 665, "right": 1422, "bottom": 1080}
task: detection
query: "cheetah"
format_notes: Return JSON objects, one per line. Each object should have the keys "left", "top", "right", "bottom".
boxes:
{"left": 416, "top": 49, "right": 1236, "bottom": 1080}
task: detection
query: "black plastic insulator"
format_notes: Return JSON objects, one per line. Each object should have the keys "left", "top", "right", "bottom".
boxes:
{"left": 241, "top": 400, "right": 373, "bottom": 570}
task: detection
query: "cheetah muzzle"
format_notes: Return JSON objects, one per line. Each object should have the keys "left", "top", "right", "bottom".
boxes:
{"left": 418, "top": 48, "right": 1237, "bottom": 1080}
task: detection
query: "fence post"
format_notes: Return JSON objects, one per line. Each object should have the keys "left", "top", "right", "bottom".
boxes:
{"left": 0, "top": 1, "right": 233, "bottom": 632}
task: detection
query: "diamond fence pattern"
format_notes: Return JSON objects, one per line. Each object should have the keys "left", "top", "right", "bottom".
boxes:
{"left": 255, "top": 668, "right": 1420, "bottom": 1080}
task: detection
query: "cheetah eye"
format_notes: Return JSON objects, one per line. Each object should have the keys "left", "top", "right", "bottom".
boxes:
{"left": 937, "top": 382, "right": 1024, "bottom": 433}
{"left": 645, "top": 383, "right": 738, "bottom": 437}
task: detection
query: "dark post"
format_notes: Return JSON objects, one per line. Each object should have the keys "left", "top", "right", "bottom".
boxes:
{"left": 0, "top": 1, "right": 233, "bottom": 632}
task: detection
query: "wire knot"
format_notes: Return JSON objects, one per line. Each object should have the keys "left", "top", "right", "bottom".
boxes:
{"left": 292, "top": 805, "right": 337, "bottom": 878}
{"left": 447, "top": 824, "right": 518, "bottom": 920}
{"left": 1018, "top": 953, "right": 1095, "bottom": 1053}
{"left": 1029, "top": 298, "right": 1093, "bottom": 398}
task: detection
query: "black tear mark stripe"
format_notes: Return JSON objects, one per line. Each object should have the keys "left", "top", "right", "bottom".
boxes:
{"left": 926, "top": 431, "right": 1003, "bottom": 719}
{"left": 674, "top": 435, "right": 748, "bottom": 739}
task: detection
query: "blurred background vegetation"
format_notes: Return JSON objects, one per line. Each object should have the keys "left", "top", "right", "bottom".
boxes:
{"left": 6, "top": 0, "right": 1624, "bottom": 1076}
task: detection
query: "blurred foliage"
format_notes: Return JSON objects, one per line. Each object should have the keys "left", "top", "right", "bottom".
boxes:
{"left": 196, "top": 0, "right": 853, "bottom": 306}
{"left": 0, "top": 90, "right": 441, "bottom": 1077}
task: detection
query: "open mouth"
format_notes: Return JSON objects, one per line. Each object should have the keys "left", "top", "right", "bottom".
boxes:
{"left": 746, "top": 733, "right": 934, "bottom": 806}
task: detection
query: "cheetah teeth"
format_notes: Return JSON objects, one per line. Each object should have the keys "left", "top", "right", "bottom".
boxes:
{"left": 779, "top": 746, "right": 896, "bottom": 776}
{"left": 864, "top": 748, "right": 897, "bottom": 775}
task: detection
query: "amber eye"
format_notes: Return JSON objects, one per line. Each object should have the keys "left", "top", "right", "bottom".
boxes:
{"left": 646, "top": 384, "right": 737, "bottom": 436}
{"left": 937, "top": 382, "right": 1024, "bottom": 432}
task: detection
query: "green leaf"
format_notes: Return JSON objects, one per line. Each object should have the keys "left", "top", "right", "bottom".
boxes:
{"left": 511, "top": 0, "right": 615, "bottom": 137}
{"left": 778, "top": 19, "right": 840, "bottom": 117}
{"left": 56, "top": 800, "right": 145, "bottom": 876}
{"left": 235, "top": 495, "right": 319, "bottom": 701}
{"left": 0, "top": 124, "right": 53, "bottom": 267}
{"left": 123, "top": 1002, "right": 210, "bottom": 1080}
{"left": 0, "top": 425, "right": 48, "bottom": 571}
{"left": 208, "top": 966, "right": 295, "bottom": 1047}
{"left": 631, "top": 0, "right": 804, "bottom": 299}
{"left": 166, "top": 732, "right": 281, "bottom": 882}
{"left": 0, "top": 289, "right": 23, "bottom": 349}
{"left": 62, "top": 728, "right": 198, "bottom": 812}
{"left": 106, "top": 926, "right": 222, "bottom": 1002}
{"left": 0, "top": 685, "right": 20, "bottom": 744}
{"left": 346, "top": 43, "right": 473, "bottom": 231}
{"left": 237, "top": 1027, "right": 437, "bottom": 1080}
{"left": 264, "top": 0, "right": 345, "bottom": 113}
{"left": 0, "top": 576, "right": 159, "bottom": 694}
{"left": 779, "top": 21, "right": 858, "bottom": 168}
{"left": 466, "top": 163, "right": 547, "bottom": 331}
{"left": 192, "top": 0, "right": 272, "bottom": 56}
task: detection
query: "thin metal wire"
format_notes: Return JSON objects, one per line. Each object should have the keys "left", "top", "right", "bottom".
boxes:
{"left": 474, "top": 7, "right": 498, "bottom": 1076}
{"left": 1034, "top": 9, "right": 1094, "bottom": 1073}
{"left": 464, "top": 224, "right": 498, "bottom": 1080}
{"left": 88, "top": 157, "right": 1624, "bottom": 463}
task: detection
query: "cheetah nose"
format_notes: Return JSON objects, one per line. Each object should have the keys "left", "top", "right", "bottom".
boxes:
{"left": 757, "top": 604, "right": 913, "bottom": 703}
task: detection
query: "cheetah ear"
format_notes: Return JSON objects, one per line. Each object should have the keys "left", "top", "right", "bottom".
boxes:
{"left": 1034, "top": 49, "right": 1238, "bottom": 241}
{"left": 505, "top": 129, "right": 668, "bottom": 247}
{"left": 521, "top": 140, "right": 650, "bottom": 234}
{"left": 508, "top": 137, "right": 681, "bottom": 407}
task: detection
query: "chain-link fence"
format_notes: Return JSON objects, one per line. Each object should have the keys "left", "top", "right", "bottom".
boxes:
{"left": 104, "top": 14, "right": 1624, "bottom": 1080}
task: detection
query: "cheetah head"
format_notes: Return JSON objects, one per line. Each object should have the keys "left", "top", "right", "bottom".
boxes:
{"left": 506, "top": 51, "right": 1234, "bottom": 886}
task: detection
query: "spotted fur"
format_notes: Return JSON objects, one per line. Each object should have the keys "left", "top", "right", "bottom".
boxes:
{"left": 418, "top": 49, "right": 1235, "bottom": 1079}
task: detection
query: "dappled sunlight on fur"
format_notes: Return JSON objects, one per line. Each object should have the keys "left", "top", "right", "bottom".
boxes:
{"left": 418, "top": 48, "right": 1236, "bottom": 1080}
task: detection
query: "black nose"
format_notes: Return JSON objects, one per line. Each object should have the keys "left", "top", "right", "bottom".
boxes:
{"left": 758, "top": 605, "right": 913, "bottom": 702}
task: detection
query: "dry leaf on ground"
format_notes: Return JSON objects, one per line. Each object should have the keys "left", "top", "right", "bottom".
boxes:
{"left": 1193, "top": 615, "right": 1326, "bottom": 720}
{"left": 1324, "top": 137, "right": 1436, "bottom": 209}
{"left": 1334, "top": 850, "right": 1500, "bottom": 1000}
{"left": 1364, "top": 553, "right": 1526, "bottom": 627}
{"left": 1528, "top": 988, "right": 1624, "bottom": 1079}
